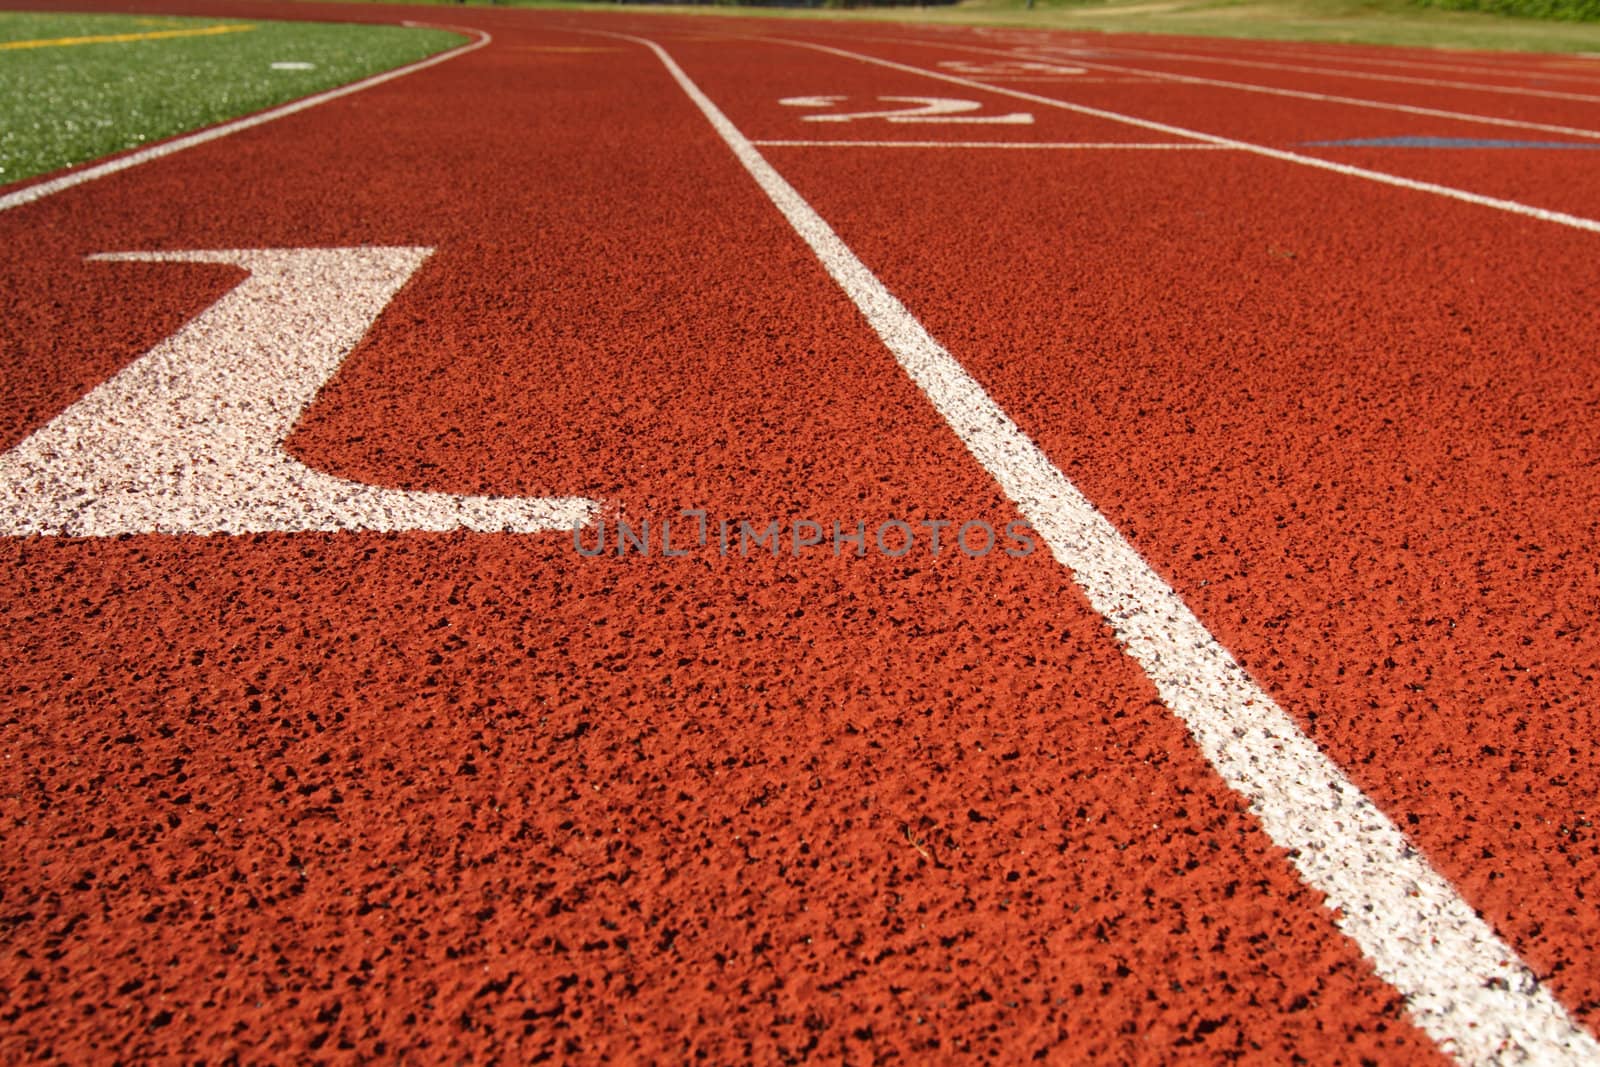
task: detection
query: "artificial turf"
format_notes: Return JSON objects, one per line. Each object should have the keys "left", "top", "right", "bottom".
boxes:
{"left": 0, "top": 12, "right": 464, "bottom": 186}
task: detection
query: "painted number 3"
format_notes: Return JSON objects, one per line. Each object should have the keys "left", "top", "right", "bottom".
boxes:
{"left": 779, "top": 95, "right": 1033, "bottom": 125}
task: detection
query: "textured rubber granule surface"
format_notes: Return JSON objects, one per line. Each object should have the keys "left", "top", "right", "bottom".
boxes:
{"left": 736, "top": 27, "right": 1600, "bottom": 1021}
{"left": 1, "top": 3, "right": 1597, "bottom": 1064}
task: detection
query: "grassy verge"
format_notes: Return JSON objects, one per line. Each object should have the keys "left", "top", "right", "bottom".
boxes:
{"left": 0, "top": 12, "right": 464, "bottom": 187}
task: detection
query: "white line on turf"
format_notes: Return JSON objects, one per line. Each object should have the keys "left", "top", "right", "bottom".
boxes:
{"left": 777, "top": 40, "right": 1600, "bottom": 236}
{"left": 0, "top": 248, "right": 596, "bottom": 536}
{"left": 617, "top": 30, "right": 1600, "bottom": 1066}
{"left": 0, "top": 23, "right": 491, "bottom": 214}
{"left": 752, "top": 139, "right": 1231, "bottom": 149}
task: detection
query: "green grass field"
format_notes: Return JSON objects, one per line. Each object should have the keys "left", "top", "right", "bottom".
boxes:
{"left": 0, "top": 12, "right": 464, "bottom": 187}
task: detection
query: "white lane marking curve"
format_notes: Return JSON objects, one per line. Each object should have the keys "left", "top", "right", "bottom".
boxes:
{"left": 0, "top": 23, "right": 491, "bottom": 214}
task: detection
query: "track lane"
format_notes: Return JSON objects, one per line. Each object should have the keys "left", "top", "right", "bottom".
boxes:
{"left": 950, "top": 27, "right": 1600, "bottom": 87}
{"left": 702, "top": 25, "right": 1600, "bottom": 1042}
{"left": 1062, "top": 45, "right": 1600, "bottom": 105}
{"left": 762, "top": 34, "right": 1600, "bottom": 244}
{"left": 1009, "top": 48, "right": 1600, "bottom": 144}
{"left": 640, "top": 32, "right": 1600, "bottom": 1061}
{"left": 812, "top": 32, "right": 1600, "bottom": 227}
{"left": 0, "top": 9, "right": 1459, "bottom": 1062}
{"left": 647, "top": 35, "right": 1190, "bottom": 147}
{"left": 3, "top": 6, "right": 1600, "bottom": 1062}
{"left": 1022, "top": 53, "right": 1600, "bottom": 136}
{"left": 1091, "top": 36, "right": 1600, "bottom": 87}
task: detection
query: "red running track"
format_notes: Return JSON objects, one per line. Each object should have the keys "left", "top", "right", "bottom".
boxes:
{"left": 1, "top": 3, "right": 1598, "bottom": 1062}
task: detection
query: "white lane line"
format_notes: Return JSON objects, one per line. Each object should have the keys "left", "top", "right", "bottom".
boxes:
{"left": 879, "top": 34, "right": 1600, "bottom": 142}
{"left": 618, "top": 31, "right": 1600, "bottom": 1066}
{"left": 1208, "top": 41, "right": 1600, "bottom": 86}
{"left": 777, "top": 40, "right": 1600, "bottom": 236}
{"left": 0, "top": 248, "right": 596, "bottom": 536}
{"left": 1023, "top": 35, "right": 1590, "bottom": 84}
{"left": 1030, "top": 53, "right": 1600, "bottom": 140}
{"left": 752, "top": 139, "right": 1231, "bottom": 149}
{"left": 0, "top": 23, "right": 490, "bottom": 214}
{"left": 1070, "top": 44, "right": 1600, "bottom": 105}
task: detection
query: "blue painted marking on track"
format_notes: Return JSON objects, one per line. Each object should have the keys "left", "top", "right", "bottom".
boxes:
{"left": 1305, "top": 136, "right": 1600, "bottom": 150}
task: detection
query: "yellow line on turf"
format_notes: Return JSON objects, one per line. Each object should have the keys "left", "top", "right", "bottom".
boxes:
{"left": 0, "top": 24, "right": 256, "bottom": 51}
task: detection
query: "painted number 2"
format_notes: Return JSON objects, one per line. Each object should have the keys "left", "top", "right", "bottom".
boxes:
{"left": 778, "top": 95, "right": 1033, "bottom": 125}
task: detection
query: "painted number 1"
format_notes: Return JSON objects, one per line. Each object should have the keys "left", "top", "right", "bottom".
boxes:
{"left": 0, "top": 248, "right": 596, "bottom": 537}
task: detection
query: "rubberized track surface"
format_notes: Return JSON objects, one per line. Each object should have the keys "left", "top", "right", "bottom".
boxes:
{"left": 2, "top": 3, "right": 1599, "bottom": 1062}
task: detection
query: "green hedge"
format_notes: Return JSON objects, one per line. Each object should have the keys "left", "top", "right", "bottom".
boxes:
{"left": 1415, "top": 0, "right": 1600, "bottom": 20}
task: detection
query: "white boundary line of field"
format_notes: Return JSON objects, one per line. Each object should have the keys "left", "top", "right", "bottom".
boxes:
{"left": 612, "top": 29, "right": 1600, "bottom": 1065}
{"left": 866, "top": 34, "right": 1600, "bottom": 143}
{"left": 0, "top": 22, "right": 491, "bottom": 214}
{"left": 1064, "top": 44, "right": 1600, "bottom": 105}
{"left": 777, "top": 39, "right": 1600, "bottom": 236}
{"left": 752, "top": 139, "right": 1232, "bottom": 149}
